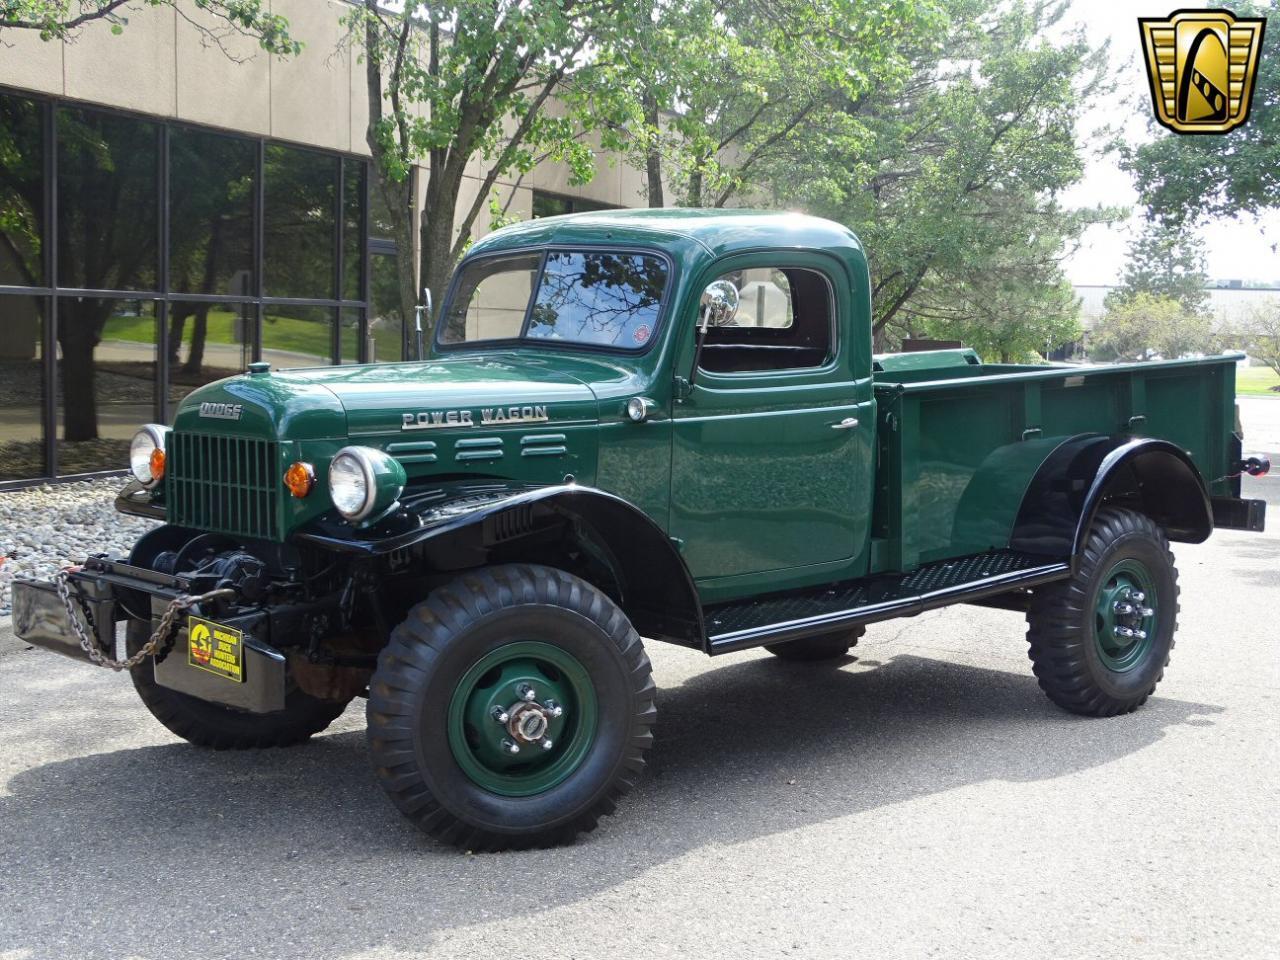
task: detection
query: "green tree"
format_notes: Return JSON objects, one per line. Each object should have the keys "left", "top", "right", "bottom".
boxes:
{"left": 346, "top": 1, "right": 640, "bottom": 340}
{"left": 1090, "top": 293, "right": 1214, "bottom": 362}
{"left": 1232, "top": 298, "right": 1280, "bottom": 385}
{"left": 775, "top": 0, "right": 1113, "bottom": 351}
{"left": 615, "top": 0, "right": 934, "bottom": 208}
{"left": 0, "top": 0, "right": 296, "bottom": 52}
{"left": 1104, "top": 220, "right": 1209, "bottom": 314}
{"left": 1123, "top": 0, "right": 1279, "bottom": 225}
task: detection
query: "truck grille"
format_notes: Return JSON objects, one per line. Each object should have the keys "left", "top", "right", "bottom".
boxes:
{"left": 167, "top": 432, "right": 280, "bottom": 540}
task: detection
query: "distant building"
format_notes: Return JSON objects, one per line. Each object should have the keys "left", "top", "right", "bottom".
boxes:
{"left": 1074, "top": 285, "right": 1280, "bottom": 332}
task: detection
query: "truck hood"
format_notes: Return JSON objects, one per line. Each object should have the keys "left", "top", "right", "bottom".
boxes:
{"left": 174, "top": 355, "right": 601, "bottom": 441}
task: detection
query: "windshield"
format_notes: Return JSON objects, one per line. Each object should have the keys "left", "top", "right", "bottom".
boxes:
{"left": 439, "top": 250, "right": 669, "bottom": 350}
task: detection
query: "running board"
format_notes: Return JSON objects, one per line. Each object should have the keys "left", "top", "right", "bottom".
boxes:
{"left": 704, "top": 549, "right": 1070, "bottom": 655}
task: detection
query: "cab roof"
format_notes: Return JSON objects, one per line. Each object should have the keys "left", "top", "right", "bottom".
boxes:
{"left": 467, "top": 208, "right": 865, "bottom": 262}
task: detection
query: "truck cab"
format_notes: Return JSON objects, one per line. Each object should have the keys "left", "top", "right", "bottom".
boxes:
{"left": 12, "top": 210, "right": 1268, "bottom": 850}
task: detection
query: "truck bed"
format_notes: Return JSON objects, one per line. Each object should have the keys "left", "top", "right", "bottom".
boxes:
{"left": 868, "top": 349, "right": 1240, "bottom": 572}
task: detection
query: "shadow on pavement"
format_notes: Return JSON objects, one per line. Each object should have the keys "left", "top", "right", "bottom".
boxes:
{"left": 0, "top": 651, "right": 1221, "bottom": 959}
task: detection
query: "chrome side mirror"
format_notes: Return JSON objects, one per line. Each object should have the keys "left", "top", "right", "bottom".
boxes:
{"left": 699, "top": 280, "right": 740, "bottom": 329}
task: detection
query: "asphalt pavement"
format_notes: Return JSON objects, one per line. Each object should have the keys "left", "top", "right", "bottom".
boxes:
{"left": 1, "top": 398, "right": 1277, "bottom": 960}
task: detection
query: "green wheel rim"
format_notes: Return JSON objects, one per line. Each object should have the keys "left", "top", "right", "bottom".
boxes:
{"left": 446, "top": 641, "right": 598, "bottom": 797}
{"left": 1093, "top": 558, "right": 1158, "bottom": 672}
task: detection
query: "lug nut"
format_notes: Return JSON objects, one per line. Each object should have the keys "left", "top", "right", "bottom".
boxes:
{"left": 491, "top": 706, "right": 509, "bottom": 723}
{"left": 544, "top": 699, "right": 564, "bottom": 717}
{"left": 1139, "top": 606, "right": 1154, "bottom": 618}
{"left": 1132, "top": 629, "right": 1147, "bottom": 640}
{"left": 1115, "top": 626, "right": 1135, "bottom": 639}
{"left": 517, "top": 683, "right": 536, "bottom": 701}
{"left": 501, "top": 739, "right": 520, "bottom": 754}
{"left": 1113, "top": 602, "right": 1134, "bottom": 615}
{"left": 541, "top": 739, "right": 554, "bottom": 751}
{"left": 1130, "top": 591, "right": 1145, "bottom": 603}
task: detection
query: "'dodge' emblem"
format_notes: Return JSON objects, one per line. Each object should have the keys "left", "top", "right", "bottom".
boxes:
{"left": 1139, "top": 9, "right": 1266, "bottom": 134}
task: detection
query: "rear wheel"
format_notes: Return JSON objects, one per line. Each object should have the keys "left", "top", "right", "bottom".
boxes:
{"left": 1025, "top": 508, "right": 1179, "bottom": 716}
{"left": 126, "top": 620, "right": 349, "bottom": 749}
{"left": 765, "top": 627, "right": 864, "bottom": 662}
{"left": 367, "top": 564, "right": 656, "bottom": 850}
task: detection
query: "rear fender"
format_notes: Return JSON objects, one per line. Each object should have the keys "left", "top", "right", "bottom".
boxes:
{"left": 1011, "top": 435, "right": 1212, "bottom": 567}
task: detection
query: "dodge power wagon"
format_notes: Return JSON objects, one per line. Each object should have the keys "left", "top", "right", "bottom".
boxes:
{"left": 13, "top": 210, "right": 1269, "bottom": 849}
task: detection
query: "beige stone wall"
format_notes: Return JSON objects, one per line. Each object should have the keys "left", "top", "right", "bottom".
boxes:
{"left": 0, "top": 0, "right": 652, "bottom": 268}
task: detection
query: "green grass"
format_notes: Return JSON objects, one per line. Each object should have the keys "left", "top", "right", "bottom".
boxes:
{"left": 1237, "top": 365, "right": 1280, "bottom": 397}
{"left": 103, "top": 309, "right": 404, "bottom": 365}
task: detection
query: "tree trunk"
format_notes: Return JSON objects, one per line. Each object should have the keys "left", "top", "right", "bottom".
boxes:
{"left": 57, "top": 300, "right": 111, "bottom": 443}
{"left": 687, "top": 167, "right": 703, "bottom": 207}
{"left": 643, "top": 92, "right": 664, "bottom": 208}
{"left": 183, "top": 305, "right": 211, "bottom": 374}
{"left": 421, "top": 184, "right": 460, "bottom": 343}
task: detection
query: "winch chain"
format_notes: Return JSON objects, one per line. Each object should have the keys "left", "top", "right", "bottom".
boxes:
{"left": 54, "top": 568, "right": 235, "bottom": 673}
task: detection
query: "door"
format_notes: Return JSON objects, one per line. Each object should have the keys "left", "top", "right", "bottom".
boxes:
{"left": 669, "top": 257, "right": 875, "bottom": 588}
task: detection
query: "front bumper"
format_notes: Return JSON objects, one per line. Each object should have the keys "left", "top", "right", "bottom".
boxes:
{"left": 11, "top": 557, "right": 287, "bottom": 713}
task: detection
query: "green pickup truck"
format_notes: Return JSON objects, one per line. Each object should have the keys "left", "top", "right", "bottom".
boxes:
{"left": 13, "top": 210, "right": 1269, "bottom": 849}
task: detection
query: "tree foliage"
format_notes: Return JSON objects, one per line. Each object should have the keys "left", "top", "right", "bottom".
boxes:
{"left": 612, "top": 0, "right": 937, "bottom": 208}
{"left": 0, "top": 0, "right": 297, "bottom": 53}
{"left": 1090, "top": 293, "right": 1214, "bottom": 362}
{"left": 765, "top": 0, "right": 1111, "bottom": 354}
{"left": 1104, "top": 219, "right": 1209, "bottom": 314}
{"left": 1228, "top": 298, "right": 1280, "bottom": 383}
{"left": 1123, "top": 0, "right": 1279, "bottom": 225}
{"left": 345, "top": 0, "right": 642, "bottom": 338}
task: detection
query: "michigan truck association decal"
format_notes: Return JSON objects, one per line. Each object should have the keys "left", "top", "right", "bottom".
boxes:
{"left": 402, "top": 405, "right": 550, "bottom": 430}
{"left": 1139, "top": 9, "right": 1266, "bottom": 135}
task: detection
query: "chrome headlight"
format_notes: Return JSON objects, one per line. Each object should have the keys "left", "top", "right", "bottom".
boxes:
{"left": 129, "top": 424, "right": 169, "bottom": 488}
{"left": 328, "top": 446, "right": 406, "bottom": 522}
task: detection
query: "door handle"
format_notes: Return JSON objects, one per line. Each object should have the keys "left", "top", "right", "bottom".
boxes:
{"left": 831, "top": 417, "right": 859, "bottom": 430}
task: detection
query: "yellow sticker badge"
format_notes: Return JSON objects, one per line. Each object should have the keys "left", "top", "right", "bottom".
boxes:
{"left": 187, "top": 616, "right": 245, "bottom": 682}
{"left": 1139, "top": 8, "right": 1267, "bottom": 134}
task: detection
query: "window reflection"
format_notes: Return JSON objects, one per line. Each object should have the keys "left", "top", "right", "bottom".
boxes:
{"left": 170, "top": 127, "right": 255, "bottom": 296}
{"left": 369, "top": 253, "right": 406, "bottom": 361}
{"left": 264, "top": 145, "right": 337, "bottom": 299}
{"left": 167, "top": 301, "right": 251, "bottom": 406}
{"left": 262, "top": 306, "right": 335, "bottom": 368}
{"left": 0, "top": 94, "right": 45, "bottom": 288}
{"left": 0, "top": 296, "right": 48, "bottom": 480}
{"left": 342, "top": 159, "right": 365, "bottom": 301}
{"left": 58, "top": 297, "right": 157, "bottom": 475}
{"left": 56, "top": 108, "right": 159, "bottom": 292}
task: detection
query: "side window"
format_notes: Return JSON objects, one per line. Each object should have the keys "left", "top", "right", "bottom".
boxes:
{"left": 699, "top": 266, "right": 834, "bottom": 374}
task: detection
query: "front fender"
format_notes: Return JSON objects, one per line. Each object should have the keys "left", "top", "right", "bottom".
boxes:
{"left": 294, "top": 482, "right": 704, "bottom": 648}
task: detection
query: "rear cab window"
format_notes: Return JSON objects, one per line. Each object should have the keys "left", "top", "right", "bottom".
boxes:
{"left": 440, "top": 249, "right": 670, "bottom": 351}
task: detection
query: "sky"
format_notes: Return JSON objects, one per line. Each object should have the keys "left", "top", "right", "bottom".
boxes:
{"left": 1057, "top": 0, "right": 1279, "bottom": 286}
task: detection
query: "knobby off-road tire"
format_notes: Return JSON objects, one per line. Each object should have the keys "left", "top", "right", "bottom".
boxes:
{"left": 367, "top": 564, "right": 656, "bottom": 850}
{"left": 765, "top": 626, "right": 865, "bottom": 661}
{"left": 126, "top": 620, "right": 348, "bottom": 749}
{"left": 1026, "top": 507, "right": 1179, "bottom": 717}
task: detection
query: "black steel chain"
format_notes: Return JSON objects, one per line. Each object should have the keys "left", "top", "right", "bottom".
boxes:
{"left": 54, "top": 568, "right": 234, "bottom": 672}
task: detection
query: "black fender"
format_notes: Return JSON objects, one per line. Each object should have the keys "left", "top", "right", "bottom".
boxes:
{"left": 1011, "top": 435, "right": 1212, "bottom": 567}
{"left": 295, "top": 483, "right": 704, "bottom": 648}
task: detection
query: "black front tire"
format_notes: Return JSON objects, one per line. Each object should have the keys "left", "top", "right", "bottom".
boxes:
{"left": 765, "top": 627, "right": 864, "bottom": 661}
{"left": 367, "top": 564, "right": 656, "bottom": 850}
{"left": 1025, "top": 508, "right": 1179, "bottom": 716}
{"left": 126, "top": 620, "right": 349, "bottom": 749}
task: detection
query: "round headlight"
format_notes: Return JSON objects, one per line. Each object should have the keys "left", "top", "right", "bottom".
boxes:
{"left": 328, "top": 447, "right": 406, "bottom": 522}
{"left": 129, "top": 424, "right": 169, "bottom": 487}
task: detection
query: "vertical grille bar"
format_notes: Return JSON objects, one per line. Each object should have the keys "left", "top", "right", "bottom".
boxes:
{"left": 166, "top": 431, "right": 280, "bottom": 540}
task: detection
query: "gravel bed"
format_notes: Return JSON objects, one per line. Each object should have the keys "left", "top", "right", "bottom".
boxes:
{"left": 0, "top": 477, "right": 160, "bottom": 616}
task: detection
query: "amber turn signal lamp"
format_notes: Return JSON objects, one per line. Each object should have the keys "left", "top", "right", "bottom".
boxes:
{"left": 284, "top": 461, "right": 316, "bottom": 498}
{"left": 148, "top": 447, "right": 166, "bottom": 483}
